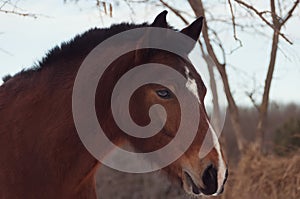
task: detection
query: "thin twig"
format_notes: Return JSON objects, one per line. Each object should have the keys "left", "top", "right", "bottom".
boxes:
{"left": 281, "top": 0, "right": 299, "bottom": 25}
{"left": 227, "top": 0, "right": 243, "bottom": 48}
{"left": 246, "top": 91, "right": 260, "bottom": 112}
{"left": 207, "top": 27, "right": 227, "bottom": 64}
{"left": 124, "top": 0, "right": 136, "bottom": 15}
{"left": 0, "top": 0, "right": 9, "bottom": 9}
{"left": 0, "top": 0, "right": 38, "bottom": 18}
{"left": 277, "top": 0, "right": 283, "bottom": 18}
{"left": 0, "top": 9, "right": 37, "bottom": 18}
{"left": 227, "top": 0, "right": 238, "bottom": 41}
{"left": 234, "top": 0, "right": 293, "bottom": 44}
{"left": 159, "top": 0, "right": 189, "bottom": 24}
{"left": 0, "top": 48, "right": 13, "bottom": 56}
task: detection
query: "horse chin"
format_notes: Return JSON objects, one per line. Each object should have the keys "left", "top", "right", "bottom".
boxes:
{"left": 181, "top": 170, "right": 203, "bottom": 197}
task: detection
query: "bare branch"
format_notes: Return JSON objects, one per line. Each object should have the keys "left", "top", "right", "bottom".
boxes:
{"left": 0, "top": 1, "right": 9, "bottom": 9}
{"left": 109, "top": 3, "right": 112, "bottom": 17}
{"left": 102, "top": 1, "right": 107, "bottom": 15}
{"left": 227, "top": 0, "right": 241, "bottom": 43}
{"left": 0, "top": 47, "right": 13, "bottom": 56}
{"left": 159, "top": 0, "right": 189, "bottom": 24}
{"left": 281, "top": 0, "right": 299, "bottom": 25}
{"left": 270, "top": 0, "right": 278, "bottom": 26}
{"left": 246, "top": 91, "right": 260, "bottom": 112}
{"left": 234, "top": 0, "right": 293, "bottom": 44}
{"left": 255, "top": 0, "right": 281, "bottom": 152}
{"left": 207, "top": 27, "right": 227, "bottom": 64}
{"left": 0, "top": 0, "right": 38, "bottom": 18}
{"left": 188, "top": 0, "right": 247, "bottom": 152}
{"left": 0, "top": 9, "right": 37, "bottom": 18}
{"left": 95, "top": 0, "right": 113, "bottom": 17}
{"left": 277, "top": 0, "right": 283, "bottom": 18}
{"left": 124, "top": 0, "right": 135, "bottom": 14}
{"left": 235, "top": 0, "right": 275, "bottom": 28}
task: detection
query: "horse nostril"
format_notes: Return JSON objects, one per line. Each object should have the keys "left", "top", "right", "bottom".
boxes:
{"left": 184, "top": 171, "right": 201, "bottom": 195}
{"left": 201, "top": 165, "right": 218, "bottom": 195}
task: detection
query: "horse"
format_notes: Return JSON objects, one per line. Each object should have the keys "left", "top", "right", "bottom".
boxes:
{"left": 0, "top": 11, "right": 227, "bottom": 198}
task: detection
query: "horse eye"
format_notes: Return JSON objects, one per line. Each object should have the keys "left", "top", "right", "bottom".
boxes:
{"left": 156, "top": 89, "right": 171, "bottom": 99}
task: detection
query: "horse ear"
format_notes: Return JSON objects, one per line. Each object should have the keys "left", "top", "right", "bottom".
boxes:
{"left": 135, "top": 11, "right": 168, "bottom": 64}
{"left": 151, "top": 10, "right": 168, "bottom": 28}
{"left": 180, "top": 16, "right": 204, "bottom": 42}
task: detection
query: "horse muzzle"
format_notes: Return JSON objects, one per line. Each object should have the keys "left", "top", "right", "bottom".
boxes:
{"left": 182, "top": 165, "right": 228, "bottom": 196}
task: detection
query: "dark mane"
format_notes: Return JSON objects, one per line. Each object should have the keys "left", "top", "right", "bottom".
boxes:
{"left": 2, "top": 74, "right": 12, "bottom": 83}
{"left": 37, "top": 22, "right": 151, "bottom": 68}
{"left": 3, "top": 22, "right": 152, "bottom": 81}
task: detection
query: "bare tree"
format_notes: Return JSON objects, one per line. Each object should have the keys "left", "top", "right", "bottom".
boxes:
{"left": 154, "top": 0, "right": 299, "bottom": 153}
{"left": 233, "top": 0, "right": 299, "bottom": 152}
{"left": 187, "top": 0, "right": 247, "bottom": 152}
{"left": 158, "top": 0, "right": 224, "bottom": 137}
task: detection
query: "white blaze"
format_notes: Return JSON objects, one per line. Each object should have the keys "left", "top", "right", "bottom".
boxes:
{"left": 185, "top": 66, "right": 226, "bottom": 195}
{"left": 185, "top": 67, "right": 200, "bottom": 102}
{"left": 208, "top": 121, "right": 227, "bottom": 195}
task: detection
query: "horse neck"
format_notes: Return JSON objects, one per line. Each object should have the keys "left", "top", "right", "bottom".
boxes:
{"left": 0, "top": 40, "right": 138, "bottom": 197}
{"left": 29, "top": 49, "right": 135, "bottom": 194}
{"left": 0, "top": 59, "right": 99, "bottom": 198}
{"left": 37, "top": 59, "right": 102, "bottom": 192}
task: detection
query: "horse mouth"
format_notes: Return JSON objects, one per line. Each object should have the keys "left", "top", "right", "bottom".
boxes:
{"left": 182, "top": 171, "right": 203, "bottom": 196}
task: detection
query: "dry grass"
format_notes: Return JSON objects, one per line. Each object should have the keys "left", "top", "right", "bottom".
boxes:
{"left": 221, "top": 148, "right": 300, "bottom": 199}
{"left": 96, "top": 148, "right": 300, "bottom": 199}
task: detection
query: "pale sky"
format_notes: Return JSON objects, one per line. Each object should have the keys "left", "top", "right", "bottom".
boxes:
{"left": 1, "top": 0, "right": 300, "bottom": 106}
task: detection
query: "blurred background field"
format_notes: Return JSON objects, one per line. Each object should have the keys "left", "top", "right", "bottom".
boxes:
{"left": 96, "top": 104, "right": 300, "bottom": 199}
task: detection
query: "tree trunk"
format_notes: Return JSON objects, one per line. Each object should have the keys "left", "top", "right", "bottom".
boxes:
{"left": 199, "top": 43, "right": 222, "bottom": 133}
{"left": 255, "top": 27, "right": 280, "bottom": 153}
{"left": 188, "top": 0, "right": 247, "bottom": 152}
{"left": 254, "top": 0, "right": 281, "bottom": 153}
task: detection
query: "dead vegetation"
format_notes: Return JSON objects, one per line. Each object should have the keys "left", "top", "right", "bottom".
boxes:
{"left": 221, "top": 148, "right": 300, "bottom": 199}
{"left": 96, "top": 148, "right": 300, "bottom": 199}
